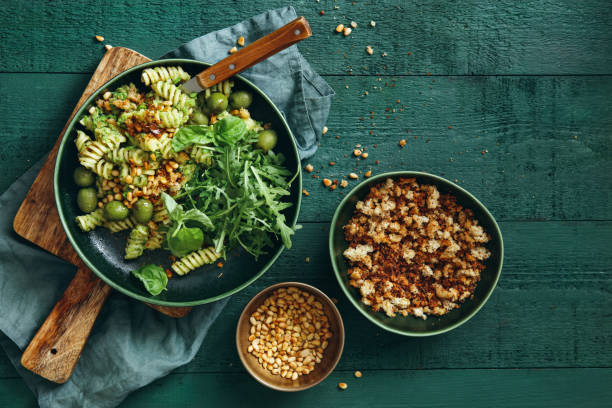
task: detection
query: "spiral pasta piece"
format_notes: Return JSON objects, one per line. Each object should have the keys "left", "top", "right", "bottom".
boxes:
{"left": 152, "top": 201, "right": 171, "bottom": 226}
{"left": 104, "top": 216, "right": 137, "bottom": 233}
{"left": 107, "top": 147, "right": 147, "bottom": 165}
{"left": 141, "top": 66, "right": 190, "bottom": 86}
{"left": 76, "top": 208, "right": 105, "bottom": 232}
{"left": 92, "top": 159, "right": 115, "bottom": 179}
{"left": 190, "top": 146, "right": 214, "bottom": 166}
{"left": 75, "top": 130, "right": 91, "bottom": 152}
{"left": 94, "top": 127, "right": 126, "bottom": 149}
{"left": 145, "top": 228, "right": 166, "bottom": 250}
{"left": 158, "top": 133, "right": 176, "bottom": 159}
{"left": 125, "top": 224, "right": 149, "bottom": 260}
{"left": 151, "top": 81, "right": 194, "bottom": 109}
{"left": 155, "top": 109, "right": 186, "bottom": 129}
{"left": 171, "top": 247, "right": 221, "bottom": 276}
{"left": 203, "top": 80, "right": 234, "bottom": 97}
{"left": 79, "top": 140, "right": 111, "bottom": 170}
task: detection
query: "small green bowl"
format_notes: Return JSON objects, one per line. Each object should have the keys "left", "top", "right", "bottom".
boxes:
{"left": 329, "top": 171, "right": 503, "bottom": 336}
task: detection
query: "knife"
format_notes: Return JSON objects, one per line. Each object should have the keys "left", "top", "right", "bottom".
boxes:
{"left": 182, "top": 16, "right": 312, "bottom": 94}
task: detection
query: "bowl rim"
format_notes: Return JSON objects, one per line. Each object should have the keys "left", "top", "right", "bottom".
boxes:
{"left": 328, "top": 170, "right": 504, "bottom": 336}
{"left": 235, "top": 281, "right": 345, "bottom": 392}
{"left": 54, "top": 58, "right": 302, "bottom": 306}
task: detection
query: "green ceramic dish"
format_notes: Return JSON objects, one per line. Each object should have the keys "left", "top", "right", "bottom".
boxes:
{"left": 329, "top": 171, "right": 503, "bottom": 336}
{"left": 54, "top": 59, "right": 302, "bottom": 306}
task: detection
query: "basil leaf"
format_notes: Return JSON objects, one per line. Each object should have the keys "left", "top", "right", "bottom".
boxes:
{"left": 213, "top": 116, "right": 247, "bottom": 145}
{"left": 172, "top": 125, "right": 214, "bottom": 152}
{"left": 167, "top": 226, "right": 204, "bottom": 257}
{"left": 132, "top": 264, "right": 168, "bottom": 296}
{"left": 182, "top": 208, "right": 214, "bottom": 229}
{"left": 161, "top": 192, "right": 180, "bottom": 220}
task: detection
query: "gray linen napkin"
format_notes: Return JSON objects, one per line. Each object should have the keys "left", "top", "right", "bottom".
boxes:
{"left": 0, "top": 6, "right": 333, "bottom": 407}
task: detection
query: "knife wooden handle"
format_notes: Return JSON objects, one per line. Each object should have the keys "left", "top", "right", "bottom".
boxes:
{"left": 21, "top": 266, "right": 111, "bottom": 383}
{"left": 195, "top": 16, "right": 312, "bottom": 89}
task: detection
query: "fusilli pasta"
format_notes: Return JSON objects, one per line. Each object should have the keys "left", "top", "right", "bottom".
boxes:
{"left": 76, "top": 208, "right": 105, "bottom": 232}
{"left": 125, "top": 224, "right": 149, "bottom": 260}
{"left": 141, "top": 66, "right": 190, "bottom": 86}
{"left": 171, "top": 247, "right": 221, "bottom": 276}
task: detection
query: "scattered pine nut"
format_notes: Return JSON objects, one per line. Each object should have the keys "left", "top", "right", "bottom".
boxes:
{"left": 323, "top": 178, "right": 332, "bottom": 187}
{"left": 335, "top": 24, "right": 345, "bottom": 33}
{"left": 349, "top": 173, "right": 359, "bottom": 179}
{"left": 365, "top": 170, "right": 372, "bottom": 178}
{"left": 366, "top": 45, "right": 374, "bottom": 55}
{"left": 399, "top": 139, "right": 407, "bottom": 147}
{"left": 95, "top": 35, "right": 104, "bottom": 42}
{"left": 353, "top": 149, "right": 362, "bottom": 157}
{"left": 343, "top": 27, "right": 352, "bottom": 36}
{"left": 381, "top": 52, "right": 388, "bottom": 57}
{"left": 361, "top": 152, "right": 369, "bottom": 159}
{"left": 370, "top": 20, "right": 376, "bottom": 27}
{"left": 229, "top": 46, "right": 238, "bottom": 54}
{"left": 338, "top": 382, "right": 348, "bottom": 390}
{"left": 237, "top": 36, "right": 245, "bottom": 46}
{"left": 103, "top": 91, "right": 112, "bottom": 100}
{"left": 105, "top": 44, "right": 113, "bottom": 51}
{"left": 305, "top": 164, "right": 314, "bottom": 173}
{"left": 354, "top": 371, "right": 362, "bottom": 378}
{"left": 305, "top": 257, "right": 310, "bottom": 263}
{"left": 350, "top": 21, "right": 357, "bottom": 28}
{"left": 322, "top": 126, "right": 328, "bottom": 135}
{"left": 302, "top": 188, "right": 310, "bottom": 196}
{"left": 340, "top": 180, "right": 348, "bottom": 188}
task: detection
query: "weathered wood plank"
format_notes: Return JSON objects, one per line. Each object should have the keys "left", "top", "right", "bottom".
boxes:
{"left": 1, "top": 221, "right": 609, "bottom": 379}
{"left": 1, "top": 74, "right": 610, "bottom": 221}
{"left": 1, "top": 1, "right": 611, "bottom": 75}
{"left": 2, "top": 368, "right": 610, "bottom": 408}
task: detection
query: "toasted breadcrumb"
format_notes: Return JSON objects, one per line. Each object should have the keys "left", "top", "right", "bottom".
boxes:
{"left": 343, "top": 178, "right": 491, "bottom": 319}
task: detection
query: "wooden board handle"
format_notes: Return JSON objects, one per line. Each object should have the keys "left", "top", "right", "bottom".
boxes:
{"left": 195, "top": 16, "right": 312, "bottom": 89}
{"left": 21, "top": 267, "right": 111, "bottom": 383}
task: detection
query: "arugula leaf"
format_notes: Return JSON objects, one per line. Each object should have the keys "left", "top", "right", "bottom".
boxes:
{"left": 172, "top": 125, "right": 214, "bottom": 152}
{"left": 167, "top": 226, "right": 204, "bottom": 257}
{"left": 213, "top": 116, "right": 247, "bottom": 145}
{"left": 132, "top": 264, "right": 168, "bottom": 296}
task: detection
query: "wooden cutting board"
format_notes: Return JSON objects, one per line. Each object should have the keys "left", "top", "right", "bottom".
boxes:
{"left": 13, "top": 47, "right": 191, "bottom": 384}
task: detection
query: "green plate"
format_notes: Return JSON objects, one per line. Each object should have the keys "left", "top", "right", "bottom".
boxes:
{"left": 329, "top": 171, "right": 503, "bottom": 336}
{"left": 54, "top": 59, "right": 302, "bottom": 306}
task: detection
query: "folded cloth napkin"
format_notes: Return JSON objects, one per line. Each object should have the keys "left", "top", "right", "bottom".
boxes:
{"left": 0, "top": 6, "right": 333, "bottom": 408}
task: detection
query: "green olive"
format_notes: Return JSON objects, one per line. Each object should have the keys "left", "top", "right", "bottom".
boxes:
{"left": 104, "top": 200, "right": 129, "bottom": 221}
{"left": 73, "top": 167, "right": 95, "bottom": 187}
{"left": 206, "top": 92, "right": 228, "bottom": 114}
{"left": 229, "top": 90, "right": 253, "bottom": 109}
{"left": 190, "top": 110, "right": 209, "bottom": 125}
{"left": 257, "top": 130, "right": 278, "bottom": 152}
{"left": 131, "top": 199, "right": 153, "bottom": 224}
{"left": 77, "top": 188, "right": 98, "bottom": 213}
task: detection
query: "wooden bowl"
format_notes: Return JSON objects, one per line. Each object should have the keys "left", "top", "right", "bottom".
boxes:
{"left": 329, "top": 171, "right": 504, "bottom": 336}
{"left": 236, "top": 282, "right": 344, "bottom": 391}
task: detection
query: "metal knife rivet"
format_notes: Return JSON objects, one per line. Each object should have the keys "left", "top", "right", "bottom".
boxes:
{"left": 209, "top": 74, "right": 216, "bottom": 80}
{"left": 229, "top": 64, "right": 236, "bottom": 70}
{"left": 294, "top": 29, "right": 301, "bottom": 35}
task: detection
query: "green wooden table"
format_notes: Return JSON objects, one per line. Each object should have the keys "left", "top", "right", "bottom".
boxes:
{"left": 1, "top": 1, "right": 611, "bottom": 406}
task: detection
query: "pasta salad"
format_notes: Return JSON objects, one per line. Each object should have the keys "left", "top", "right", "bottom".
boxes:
{"left": 71, "top": 65, "right": 297, "bottom": 295}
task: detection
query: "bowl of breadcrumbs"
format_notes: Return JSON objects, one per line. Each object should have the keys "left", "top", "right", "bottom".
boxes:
{"left": 236, "top": 282, "right": 344, "bottom": 391}
{"left": 329, "top": 171, "right": 503, "bottom": 336}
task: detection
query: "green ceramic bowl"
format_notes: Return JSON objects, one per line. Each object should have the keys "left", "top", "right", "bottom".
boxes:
{"left": 54, "top": 59, "right": 301, "bottom": 306}
{"left": 329, "top": 171, "right": 503, "bottom": 336}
